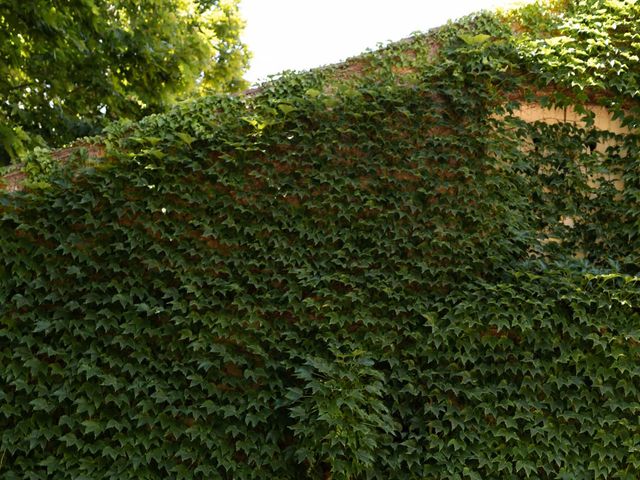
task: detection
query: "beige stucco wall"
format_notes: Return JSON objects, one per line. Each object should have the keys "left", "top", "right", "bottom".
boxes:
{"left": 512, "top": 103, "right": 627, "bottom": 187}
{"left": 512, "top": 103, "right": 629, "bottom": 152}
{"left": 512, "top": 103, "right": 629, "bottom": 253}
{"left": 513, "top": 104, "right": 627, "bottom": 132}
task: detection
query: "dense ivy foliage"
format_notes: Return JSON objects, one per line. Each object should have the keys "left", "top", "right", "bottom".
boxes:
{"left": 1, "top": 1, "right": 640, "bottom": 478}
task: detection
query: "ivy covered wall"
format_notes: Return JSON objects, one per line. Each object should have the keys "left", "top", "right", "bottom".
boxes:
{"left": 1, "top": 1, "right": 640, "bottom": 478}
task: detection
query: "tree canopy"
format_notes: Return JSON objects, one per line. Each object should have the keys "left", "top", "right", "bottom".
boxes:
{"left": 0, "top": 0, "right": 249, "bottom": 165}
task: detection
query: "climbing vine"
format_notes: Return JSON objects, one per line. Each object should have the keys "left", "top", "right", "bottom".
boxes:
{"left": 1, "top": 1, "right": 639, "bottom": 478}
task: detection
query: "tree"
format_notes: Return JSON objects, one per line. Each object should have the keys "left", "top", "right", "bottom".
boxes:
{"left": 0, "top": 0, "right": 249, "bottom": 164}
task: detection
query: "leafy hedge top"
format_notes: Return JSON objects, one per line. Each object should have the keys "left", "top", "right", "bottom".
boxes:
{"left": 1, "top": 1, "right": 640, "bottom": 478}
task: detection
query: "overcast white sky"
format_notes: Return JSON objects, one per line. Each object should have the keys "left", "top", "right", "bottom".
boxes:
{"left": 239, "top": 0, "right": 525, "bottom": 85}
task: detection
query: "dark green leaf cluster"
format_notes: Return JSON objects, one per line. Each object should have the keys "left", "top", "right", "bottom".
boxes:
{"left": 1, "top": 1, "right": 640, "bottom": 478}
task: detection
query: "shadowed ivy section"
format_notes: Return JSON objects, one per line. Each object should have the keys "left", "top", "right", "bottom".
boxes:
{"left": 1, "top": 1, "right": 640, "bottom": 478}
